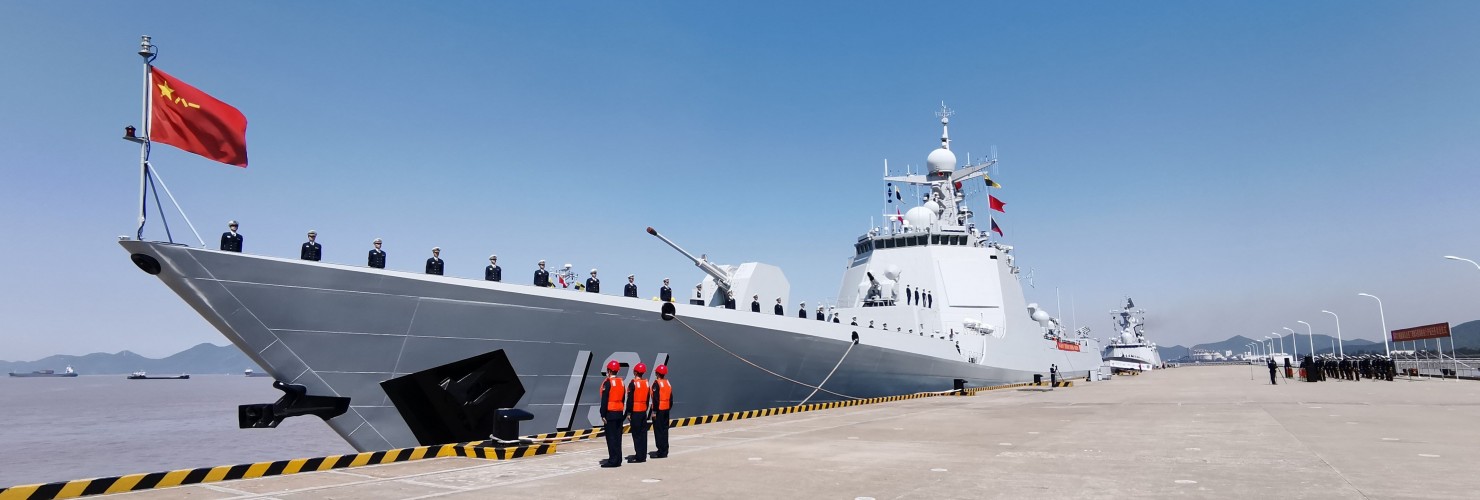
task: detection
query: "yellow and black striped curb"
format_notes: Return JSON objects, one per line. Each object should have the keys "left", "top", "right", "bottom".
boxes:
{"left": 0, "top": 442, "right": 554, "bottom": 500}
{"left": 1028, "top": 381, "right": 1074, "bottom": 388}
{"left": 527, "top": 382, "right": 1038, "bottom": 442}
{"left": 959, "top": 382, "right": 1034, "bottom": 395}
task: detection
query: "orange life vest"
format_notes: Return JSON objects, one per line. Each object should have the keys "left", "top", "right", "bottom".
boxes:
{"left": 604, "top": 375, "right": 625, "bottom": 412}
{"left": 629, "top": 378, "right": 651, "bottom": 412}
{"left": 653, "top": 379, "right": 672, "bottom": 411}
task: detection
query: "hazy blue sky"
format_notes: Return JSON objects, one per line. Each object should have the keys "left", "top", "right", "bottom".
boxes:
{"left": 1, "top": 1, "right": 1478, "bottom": 361}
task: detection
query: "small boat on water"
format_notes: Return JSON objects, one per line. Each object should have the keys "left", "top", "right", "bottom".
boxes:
{"left": 127, "top": 371, "right": 190, "bottom": 380}
{"left": 8, "top": 366, "right": 78, "bottom": 378}
{"left": 244, "top": 369, "right": 270, "bottom": 378}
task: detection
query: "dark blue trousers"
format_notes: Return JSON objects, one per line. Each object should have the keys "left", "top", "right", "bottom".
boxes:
{"left": 603, "top": 410, "right": 624, "bottom": 464}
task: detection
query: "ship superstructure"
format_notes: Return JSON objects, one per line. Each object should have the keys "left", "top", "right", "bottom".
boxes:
{"left": 120, "top": 106, "right": 1103, "bottom": 452}
{"left": 1101, "top": 298, "right": 1162, "bottom": 372}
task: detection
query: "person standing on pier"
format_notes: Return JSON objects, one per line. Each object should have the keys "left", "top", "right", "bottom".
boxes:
{"left": 624, "top": 275, "right": 638, "bottom": 297}
{"left": 775, "top": 298, "right": 784, "bottom": 315}
{"left": 625, "top": 363, "right": 651, "bottom": 464}
{"left": 300, "top": 230, "right": 322, "bottom": 261}
{"left": 220, "top": 221, "right": 243, "bottom": 252}
{"left": 799, "top": 302, "right": 807, "bottom": 319}
{"left": 1267, "top": 358, "right": 1278, "bottom": 385}
{"left": 599, "top": 360, "right": 626, "bottom": 468}
{"left": 660, "top": 278, "right": 673, "bottom": 302}
{"left": 367, "top": 239, "right": 386, "bottom": 268}
{"left": 586, "top": 269, "right": 600, "bottom": 293}
{"left": 725, "top": 291, "right": 736, "bottom": 309}
{"left": 751, "top": 295, "right": 761, "bottom": 312}
{"left": 649, "top": 364, "right": 672, "bottom": 459}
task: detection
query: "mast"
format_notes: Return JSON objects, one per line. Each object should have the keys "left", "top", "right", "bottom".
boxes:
{"left": 135, "top": 36, "right": 156, "bottom": 240}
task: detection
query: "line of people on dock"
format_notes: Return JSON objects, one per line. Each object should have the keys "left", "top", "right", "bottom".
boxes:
{"left": 1298, "top": 355, "right": 1397, "bottom": 382}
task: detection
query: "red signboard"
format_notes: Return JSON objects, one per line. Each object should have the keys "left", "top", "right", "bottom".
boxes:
{"left": 1056, "top": 340, "right": 1081, "bottom": 352}
{"left": 1391, "top": 322, "right": 1450, "bottom": 342}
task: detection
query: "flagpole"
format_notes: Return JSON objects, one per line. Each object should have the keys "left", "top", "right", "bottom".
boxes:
{"left": 136, "top": 36, "right": 157, "bottom": 240}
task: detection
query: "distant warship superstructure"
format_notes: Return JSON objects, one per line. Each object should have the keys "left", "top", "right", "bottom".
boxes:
{"left": 121, "top": 107, "right": 1103, "bottom": 452}
{"left": 1101, "top": 298, "right": 1162, "bottom": 372}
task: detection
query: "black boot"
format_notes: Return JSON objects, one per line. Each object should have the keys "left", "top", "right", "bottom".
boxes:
{"left": 600, "top": 460, "right": 620, "bottom": 468}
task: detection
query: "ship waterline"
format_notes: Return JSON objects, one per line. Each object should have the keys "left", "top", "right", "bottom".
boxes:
{"left": 122, "top": 241, "right": 1092, "bottom": 452}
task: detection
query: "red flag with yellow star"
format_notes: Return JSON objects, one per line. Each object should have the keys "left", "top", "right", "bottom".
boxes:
{"left": 149, "top": 67, "right": 248, "bottom": 167}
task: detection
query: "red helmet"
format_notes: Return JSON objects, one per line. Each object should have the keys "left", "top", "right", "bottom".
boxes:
{"left": 655, "top": 364, "right": 668, "bottom": 376}
{"left": 606, "top": 360, "right": 621, "bottom": 373}
{"left": 633, "top": 362, "right": 647, "bottom": 375}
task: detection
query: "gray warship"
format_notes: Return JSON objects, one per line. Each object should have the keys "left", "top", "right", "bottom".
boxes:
{"left": 120, "top": 107, "right": 1103, "bottom": 452}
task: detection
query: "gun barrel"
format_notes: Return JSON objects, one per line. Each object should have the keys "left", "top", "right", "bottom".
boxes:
{"left": 646, "top": 227, "right": 732, "bottom": 290}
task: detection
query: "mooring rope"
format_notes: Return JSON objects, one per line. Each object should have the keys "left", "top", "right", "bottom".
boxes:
{"left": 674, "top": 316, "right": 860, "bottom": 401}
{"left": 798, "top": 341, "right": 856, "bottom": 406}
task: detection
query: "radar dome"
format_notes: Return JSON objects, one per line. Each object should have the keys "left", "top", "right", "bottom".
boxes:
{"left": 927, "top": 147, "right": 956, "bottom": 175}
{"left": 884, "top": 265, "right": 901, "bottom": 280}
{"left": 904, "top": 206, "right": 934, "bottom": 228}
{"left": 923, "top": 200, "right": 943, "bottom": 216}
{"left": 1031, "top": 310, "right": 1051, "bottom": 323}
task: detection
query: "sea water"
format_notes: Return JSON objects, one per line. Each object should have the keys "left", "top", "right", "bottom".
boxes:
{"left": 0, "top": 375, "right": 352, "bottom": 487}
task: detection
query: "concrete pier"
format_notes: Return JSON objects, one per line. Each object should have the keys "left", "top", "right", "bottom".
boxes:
{"left": 99, "top": 366, "right": 1480, "bottom": 499}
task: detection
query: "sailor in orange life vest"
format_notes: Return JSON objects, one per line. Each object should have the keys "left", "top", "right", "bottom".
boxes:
{"left": 624, "top": 363, "right": 653, "bottom": 463}
{"left": 649, "top": 364, "right": 673, "bottom": 459}
{"left": 598, "top": 360, "right": 626, "bottom": 468}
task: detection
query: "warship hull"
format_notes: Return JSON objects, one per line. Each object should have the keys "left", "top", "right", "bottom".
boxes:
{"left": 1103, "top": 345, "right": 1161, "bottom": 372}
{"left": 122, "top": 240, "right": 1100, "bottom": 452}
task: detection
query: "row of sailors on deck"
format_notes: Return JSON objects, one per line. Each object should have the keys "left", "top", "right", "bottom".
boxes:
{"left": 221, "top": 223, "right": 930, "bottom": 321}
{"left": 221, "top": 222, "right": 665, "bottom": 297}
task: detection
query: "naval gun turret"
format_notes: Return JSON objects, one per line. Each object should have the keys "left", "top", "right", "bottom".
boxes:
{"left": 646, "top": 227, "right": 790, "bottom": 309}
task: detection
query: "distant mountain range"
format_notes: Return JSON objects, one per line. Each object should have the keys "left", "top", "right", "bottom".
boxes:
{"left": 2, "top": 343, "right": 260, "bottom": 376}
{"left": 1157, "top": 320, "right": 1480, "bottom": 360}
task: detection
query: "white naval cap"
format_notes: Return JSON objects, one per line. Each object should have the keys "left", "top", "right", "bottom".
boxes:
{"left": 307, "top": 229, "right": 317, "bottom": 235}
{"left": 432, "top": 247, "right": 440, "bottom": 251}
{"left": 628, "top": 274, "right": 634, "bottom": 278}
{"left": 373, "top": 238, "right": 382, "bottom": 243}
{"left": 489, "top": 254, "right": 497, "bottom": 260}
{"left": 590, "top": 269, "right": 598, "bottom": 274}
{"left": 539, "top": 260, "right": 546, "bottom": 264}
{"left": 228, "top": 220, "right": 238, "bottom": 226}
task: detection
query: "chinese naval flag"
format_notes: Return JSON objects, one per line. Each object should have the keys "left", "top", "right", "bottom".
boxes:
{"left": 149, "top": 67, "right": 248, "bottom": 167}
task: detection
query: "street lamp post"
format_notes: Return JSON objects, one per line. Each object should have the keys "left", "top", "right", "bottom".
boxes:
{"left": 1358, "top": 293, "right": 1391, "bottom": 358}
{"left": 1321, "top": 310, "right": 1344, "bottom": 357}
{"left": 1297, "top": 320, "right": 1315, "bottom": 356}
{"left": 1445, "top": 255, "right": 1480, "bottom": 271}
{"left": 1282, "top": 327, "right": 1299, "bottom": 359}
{"left": 1272, "top": 332, "right": 1285, "bottom": 359}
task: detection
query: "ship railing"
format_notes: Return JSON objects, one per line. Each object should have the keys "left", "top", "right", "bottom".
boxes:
{"left": 1402, "top": 356, "right": 1480, "bottom": 379}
